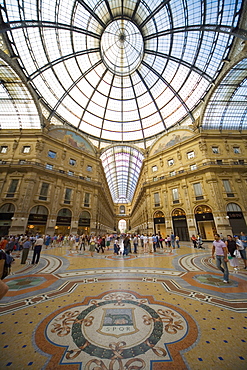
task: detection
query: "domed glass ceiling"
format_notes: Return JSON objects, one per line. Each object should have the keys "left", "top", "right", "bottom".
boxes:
{"left": 0, "top": 0, "right": 244, "bottom": 145}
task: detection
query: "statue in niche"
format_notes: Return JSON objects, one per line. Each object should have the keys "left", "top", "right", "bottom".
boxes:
{"left": 36, "top": 140, "right": 44, "bottom": 152}
{"left": 62, "top": 150, "right": 66, "bottom": 160}
{"left": 199, "top": 140, "right": 207, "bottom": 153}
{"left": 12, "top": 140, "right": 18, "bottom": 150}
{"left": 159, "top": 157, "right": 164, "bottom": 167}
{"left": 225, "top": 140, "right": 229, "bottom": 152}
{"left": 177, "top": 150, "right": 182, "bottom": 160}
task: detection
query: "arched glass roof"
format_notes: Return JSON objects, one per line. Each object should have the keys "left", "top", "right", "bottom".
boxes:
{"left": 202, "top": 58, "right": 247, "bottom": 131}
{"left": 0, "top": 0, "right": 244, "bottom": 145}
{"left": 100, "top": 146, "right": 144, "bottom": 203}
{"left": 0, "top": 58, "right": 40, "bottom": 129}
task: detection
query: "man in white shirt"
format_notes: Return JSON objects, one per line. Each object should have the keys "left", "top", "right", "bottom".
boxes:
{"left": 32, "top": 235, "right": 44, "bottom": 264}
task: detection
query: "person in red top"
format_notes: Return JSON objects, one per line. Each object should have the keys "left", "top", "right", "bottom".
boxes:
{"left": 0, "top": 238, "right": 8, "bottom": 250}
{"left": 212, "top": 233, "right": 229, "bottom": 283}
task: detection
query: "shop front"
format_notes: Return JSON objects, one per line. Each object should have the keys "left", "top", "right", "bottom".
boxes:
{"left": 0, "top": 203, "right": 15, "bottom": 237}
{"left": 55, "top": 208, "right": 72, "bottom": 235}
{"left": 172, "top": 208, "right": 190, "bottom": 241}
{"left": 195, "top": 205, "right": 216, "bottom": 240}
{"left": 227, "top": 203, "right": 247, "bottom": 235}
{"left": 27, "top": 205, "right": 48, "bottom": 236}
{"left": 78, "top": 211, "right": 91, "bottom": 235}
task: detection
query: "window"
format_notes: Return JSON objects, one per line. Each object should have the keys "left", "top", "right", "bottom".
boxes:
{"left": 193, "top": 182, "right": 203, "bottom": 200}
{"left": 212, "top": 146, "right": 219, "bottom": 154}
{"left": 187, "top": 151, "right": 195, "bottom": 159}
{"left": 222, "top": 180, "right": 234, "bottom": 197}
{"left": 1, "top": 146, "right": 8, "bottom": 153}
{"left": 168, "top": 159, "right": 174, "bottom": 166}
{"left": 172, "top": 188, "right": 179, "bottom": 203}
{"left": 239, "top": 159, "right": 244, "bottom": 165}
{"left": 154, "top": 192, "right": 160, "bottom": 207}
{"left": 87, "top": 165, "right": 92, "bottom": 172}
{"left": 216, "top": 159, "right": 223, "bottom": 165}
{"left": 152, "top": 165, "right": 158, "bottom": 172}
{"left": 170, "top": 171, "right": 176, "bottom": 176}
{"left": 68, "top": 170, "right": 74, "bottom": 176}
{"left": 153, "top": 176, "right": 158, "bottom": 181}
{"left": 6, "top": 179, "right": 19, "bottom": 197}
{"left": 233, "top": 147, "right": 240, "bottom": 154}
{"left": 190, "top": 164, "right": 197, "bottom": 170}
{"left": 48, "top": 150, "right": 56, "bottom": 159}
{"left": 22, "top": 146, "right": 31, "bottom": 153}
{"left": 86, "top": 176, "right": 91, "bottom": 181}
{"left": 69, "top": 158, "right": 76, "bottom": 166}
{"left": 19, "top": 160, "right": 26, "bottom": 164}
{"left": 64, "top": 188, "right": 72, "bottom": 204}
{"left": 39, "top": 182, "right": 49, "bottom": 200}
{"left": 120, "top": 205, "right": 125, "bottom": 214}
{"left": 46, "top": 163, "right": 53, "bottom": 170}
{"left": 84, "top": 192, "right": 90, "bottom": 207}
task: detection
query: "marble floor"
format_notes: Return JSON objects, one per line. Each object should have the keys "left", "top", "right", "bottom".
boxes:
{"left": 0, "top": 242, "right": 247, "bottom": 370}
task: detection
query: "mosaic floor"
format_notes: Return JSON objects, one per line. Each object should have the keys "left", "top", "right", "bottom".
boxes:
{"left": 1, "top": 243, "right": 247, "bottom": 369}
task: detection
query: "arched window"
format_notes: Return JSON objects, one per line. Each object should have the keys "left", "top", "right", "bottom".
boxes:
{"left": 30, "top": 205, "right": 48, "bottom": 215}
{"left": 58, "top": 208, "right": 72, "bottom": 217}
{"left": 172, "top": 208, "right": 186, "bottom": 217}
{"left": 226, "top": 203, "right": 242, "bottom": 212}
{"left": 0, "top": 203, "right": 15, "bottom": 213}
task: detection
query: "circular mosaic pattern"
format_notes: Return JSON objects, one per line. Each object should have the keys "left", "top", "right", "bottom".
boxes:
{"left": 71, "top": 299, "right": 162, "bottom": 358}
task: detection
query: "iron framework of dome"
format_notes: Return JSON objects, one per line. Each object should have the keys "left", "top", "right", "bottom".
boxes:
{"left": 0, "top": 0, "right": 245, "bottom": 146}
{"left": 0, "top": 0, "right": 246, "bottom": 204}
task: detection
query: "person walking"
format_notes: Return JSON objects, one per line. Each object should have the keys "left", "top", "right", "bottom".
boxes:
{"left": 175, "top": 235, "right": 180, "bottom": 248}
{"left": 32, "top": 235, "right": 44, "bottom": 264}
{"left": 212, "top": 233, "right": 229, "bottom": 283}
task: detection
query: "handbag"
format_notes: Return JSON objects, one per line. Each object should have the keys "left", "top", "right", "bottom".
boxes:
{"left": 234, "top": 249, "right": 241, "bottom": 258}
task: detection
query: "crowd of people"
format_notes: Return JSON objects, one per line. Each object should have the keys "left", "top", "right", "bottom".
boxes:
{"left": 1, "top": 230, "right": 247, "bottom": 296}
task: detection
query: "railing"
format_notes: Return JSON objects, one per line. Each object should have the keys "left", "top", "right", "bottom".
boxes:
{"left": 0, "top": 160, "right": 100, "bottom": 185}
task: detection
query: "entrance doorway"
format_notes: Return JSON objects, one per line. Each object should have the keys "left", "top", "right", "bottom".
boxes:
{"left": 195, "top": 205, "right": 216, "bottom": 240}
{"left": 118, "top": 219, "right": 126, "bottom": 234}
{"left": 172, "top": 209, "right": 189, "bottom": 241}
{"left": 226, "top": 203, "right": 247, "bottom": 235}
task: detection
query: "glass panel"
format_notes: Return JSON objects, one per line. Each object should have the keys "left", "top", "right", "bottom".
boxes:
{"left": 1, "top": 0, "right": 242, "bottom": 143}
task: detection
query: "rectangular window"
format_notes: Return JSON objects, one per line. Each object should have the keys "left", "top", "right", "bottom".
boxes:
{"left": 39, "top": 182, "right": 49, "bottom": 200}
{"left": 212, "top": 146, "right": 219, "bottom": 154}
{"left": 222, "top": 179, "right": 234, "bottom": 197}
{"left": 22, "top": 146, "right": 31, "bottom": 153}
{"left": 87, "top": 165, "right": 92, "bottom": 172}
{"left": 64, "top": 188, "right": 72, "bottom": 204}
{"left": 190, "top": 164, "right": 197, "bottom": 170}
{"left": 193, "top": 182, "right": 203, "bottom": 200}
{"left": 48, "top": 150, "right": 56, "bottom": 159}
{"left": 187, "top": 151, "right": 195, "bottom": 159}
{"left": 168, "top": 159, "right": 174, "bottom": 166}
{"left": 46, "top": 163, "right": 53, "bottom": 170}
{"left": 153, "top": 176, "right": 158, "bottom": 181}
{"left": 233, "top": 147, "right": 240, "bottom": 154}
{"left": 0, "top": 146, "right": 8, "bottom": 154}
{"left": 19, "top": 160, "right": 26, "bottom": 164}
{"left": 68, "top": 171, "right": 74, "bottom": 176}
{"left": 172, "top": 188, "right": 179, "bottom": 203}
{"left": 69, "top": 158, "right": 76, "bottom": 166}
{"left": 84, "top": 192, "right": 90, "bottom": 207}
{"left": 154, "top": 192, "right": 160, "bottom": 207}
{"left": 6, "top": 179, "right": 19, "bottom": 197}
{"left": 152, "top": 165, "right": 158, "bottom": 172}
{"left": 170, "top": 171, "right": 176, "bottom": 176}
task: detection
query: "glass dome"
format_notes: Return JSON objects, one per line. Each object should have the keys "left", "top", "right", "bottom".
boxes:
{"left": 0, "top": 0, "right": 243, "bottom": 145}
